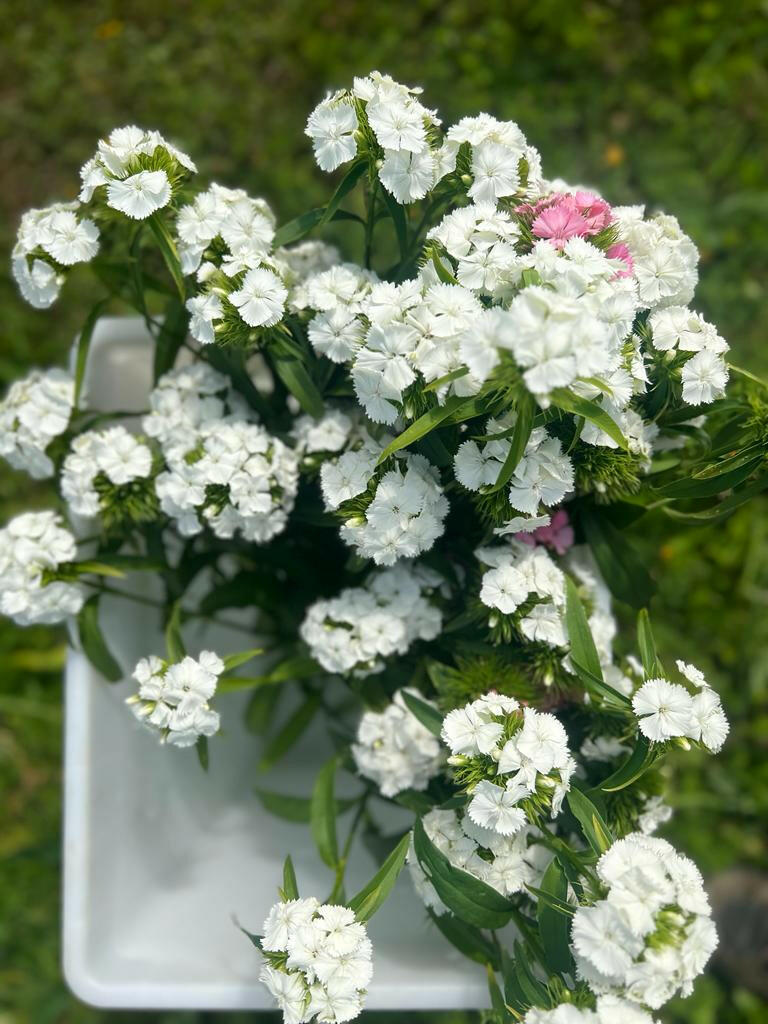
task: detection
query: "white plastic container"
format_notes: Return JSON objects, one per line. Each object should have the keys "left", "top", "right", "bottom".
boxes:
{"left": 63, "top": 318, "right": 488, "bottom": 1010}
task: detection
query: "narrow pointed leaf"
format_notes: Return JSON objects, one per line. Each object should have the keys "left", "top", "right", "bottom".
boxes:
{"left": 255, "top": 788, "right": 359, "bottom": 823}
{"left": 536, "top": 858, "right": 574, "bottom": 974}
{"left": 564, "top": 577, "right": 603, "bottom": 682}
{"left": 311, "top": 756, "right": 339, "bottom": 869}
{"left": 550, "top": 388, "right": 627, "bottom": 449}
{"left": 318, "top": 160, "right": 368, "bottom": 227}
{"left": 347, "top": 831, "right": 410, "bottom": 923}
{"left": 148, "top": 213, "right": 186, "bottom": 301}
{"left": 77, "top": 595, "right": 122, "bottom": 682}
{"left": 637, "top": 608, "right": 660, "bottom": 677}
{"left": 196, "top": 735, "right": 209, "bottom": 772}
{"left": 222, "top": 648, "right": 265, "bottom": 673}
{"left": 377, "top": 395, "right": 473, "bottom": 465}
{"left": 401, "top": 690, "right": 443, "bottom": 736}
{"left": 258, "top": 694, "right": 320, "bottom": 772}
{"left": 282, "top": 855, "right": 299, "bottom": 900}
{"left": 427, "top": 910, "right": 500, "bottom": 969}
{"left": 73, "top": 298, "right": 109, "bottom": 409}
{"left": 567, "top": 784, "right": 614, "bottom": 856}
{"left": 598, "top": 734, "right": 658, "bottom": 793}
{"left": 581, "top": 508, "right": 655, "bottom": 608}
{"left": 164, "top": 600, "right": 185, "bottom": 662}
{"left": 487, "top": 390, "right": 535, "bottom": 493}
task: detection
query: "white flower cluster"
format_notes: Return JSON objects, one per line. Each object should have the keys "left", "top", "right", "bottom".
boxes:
{"left": 12, "top": 203, "right": 99, "bottom": 308}
{"left": 260, "top": 899, "right": 372, "bottom": 1024}
{"left": 61, "top": 425, "right": 154, "bottom": 518}
{"left": 291, "top": 409, "right": 354, "bottom": 461}
{"left": 0, "top": 511, "right": 84, "bottom": 625}
{"left": 307, "top": 71, "right": 455, "bottom": 204}
{"left": 352, "top": 689, "right": 444, "bottom": 797}
{"left": 282, "top": 240, "right": 342, "bottom": 311}
{"left": 0, "top": 368, "right": 74, "bottom": 478}
{"left": 178, "top": 185, "right": 288, "bottom": 341}
{"left": 302, "top": 262, "right": 376, "bottom": 366}
{"left": 456, "top": 417, "right": 574, "bottom": 520}
{"left": 631, "top": 660, "right": 729, "bottom": 753}
{"left": 143, "top": 364, "right": 298, "bottom": 541}
{"left": 648, "top": 304, "right": 729, "bottom": 405}
{"left": 571, "top": 833, "right": 718, "bottom": 1010}
{"left": 79, "top": 125, "right": 196, "bottom": 219}
{"left": 523, "top": 996, "right": 658, "bottom": 1024}
{"left": 339, "top": 454, "right": 448, "bottom": 566}
{"left": 477, "top": 540, "right": 568, "bottom": 647}
{"left": 126, "top": 651, "right": 223, "bottom": 747}
{"left": 442, "top": 694, "right": 575, "bottom": 836}
{"left": 407, "top": 807, "right": 550, "bottom": 913}
{"left": 300, "top": 563, "right": 443, "bottom": 678}
{"left": 319, "top": 428, "right": 384, "bottom": 510}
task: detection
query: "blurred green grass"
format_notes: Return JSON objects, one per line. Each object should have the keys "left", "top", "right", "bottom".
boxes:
{"left": 0, "top": 2, "right": 767, "bottom": 1022}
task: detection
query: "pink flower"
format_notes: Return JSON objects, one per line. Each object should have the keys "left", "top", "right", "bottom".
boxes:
{"left": 606, "top": 242, "right": 634, "bottom": 278}
{"left": 532, "top": 197, "right": 590, "bottom": 248}
{"left": 572, "top": 191, "right": 613, "bottom": 233}
{"left": 516, "top": 507, "right": 574, "bottom": 555}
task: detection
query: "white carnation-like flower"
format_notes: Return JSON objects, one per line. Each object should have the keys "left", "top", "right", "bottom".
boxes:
{"left": 0, "top": 368, "right": 75, "bottom": 478}
{"left": 0, "top": 511, "right": 84, "bottom": 625}
{"left": 126, "top": 651, "right": 223, "bottom": 747}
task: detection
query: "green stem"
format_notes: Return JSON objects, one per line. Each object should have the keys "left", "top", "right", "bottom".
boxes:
{"left": 328, "top": 794, "right": 369, "bottom": 902}
{"left": 364, "top": 179, "right": 379, "bottom": 269}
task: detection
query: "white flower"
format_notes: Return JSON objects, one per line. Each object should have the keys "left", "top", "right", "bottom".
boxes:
{"left": 675, "top": 660, "right": 708, "bottom": 688}
{"left": 681, "top": 349, "right": 729, "bottom": 405}
{"left": 186, "top": 293, "right": 223, "bottom": 345}
{"left": 61, "top": 426, "right": 154, "bottom": 519}
{"left": 378, "top": 149, "right": 435, "bottom": 204}
{"left": 441, "top": 705, "right": 503, "bottom": 756}
{"left": 367, "top": 97, "right": 427, "bottom": 153}
{"left": 467, "top": 780, "right": 527, "bottom": 836}
{"left": 352, "top": 689, "right": 444, "bottom": 797}
{"left": 469, "top": 141, "right": 521, "bottom": 203}
{"left": 0, "top": 368, "right": 75, "bottom": 479}
{"left": 263, "top": 897, "right": 321, "bottom": 952}
{"left": 106, "top": 169, "right": 172, "bottom": 219}
{"left": 689, "top": 688, "right": 729, "bottom": 752}
{"left": 572, "top": 902, "right": 643, "bottom": 977}
{"left": 306, "top": 98, "right": 359, "bottom": 171}
{"left": 479, "top": 563, "right": 529, "bottom": 614}
{"left": 632, "top": 677, "right": 694, "bottom": 742}
{"left": 126, "top": 651, "right": 223, "bottom": 746}
{"left": 308, "top": 308, "right": 365, "bottom": 363}
{"left": 0, "top": 511, "right": 84, "bottom": 626}
{"left": 229, "top": 267, "right": 287, "bottom": 327}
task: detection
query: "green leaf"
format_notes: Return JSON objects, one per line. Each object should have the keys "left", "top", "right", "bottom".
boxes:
{"left": 347, "top": 832, "right": 410, "bottom": 923}
{"left": 487, "top": 964, "right": 507, "bottom": 1017}
{"left": 73, "top": 298, "right": 109, "bottom": 409}
{"left": 318, "top": 160, "right": 368, "bottom": 227}
{"left": 237, "top": 924, "right": 263, "bottom": 951}
{"left": 654, "top": 456, "right": 762, "bottom": 499}
{"left": 255, "top": 788, "right": 358, "bottom": 823}
{"left": 258, "top": 694, "right": 320, "bottom": 772}
{"left": 270, "top": 338, "right": 325, "bottom": 418}
{"left": 196, "top": 735, "right": 209, "bottom": 772}
{"left": 423, "top": 366, "right": 470, "bottom": 393}
{"left": 222, "top": 648, "right": 265, "bottom": 673}
{"left": 380, "top": 188, "right": 408, "bottom": 260}
{"left": 663, "top": 470, "right": 768, "bottom": 524}
{"left": 76, "top": 554, "right": 164, "bottom": 574}
{"left": 550, "top": 388, "right": 627, "bottom": 449}
{"left": 537, "top": 858, "right": 574, "bottom": 975}
{"left": 77, "top": 595, "right": 122, "bottom": 682}
{"left": 564, "top": 577, "right": 603, "bottom": 682}
{"left": 281, "top": 855, "right": 299, "bottom": 900}
{"left": 147, "top": 213, "right": 186, "bottom": 301}
{"left": 581, "top": 507, "right": 655, "bottom": 608}
{"left": 637, "top": 608, "right": 660, "bottom": 677}
{"left": 153, "top": 297, "right": 189, "bottom": 382}
{"left": 245, "top": 685, "right": 283, "bottom": 736}
{"left": 400, "top": 690, "right": 443, "bottom": 737}
{"left": 273, "top": 208, "right": 325, "bottom": 248}
{"left": 500, "top": 947, "right": 528, "bottom": 1014}
{"left": 431, "top": 251, "right": 459, "bottom": 285}
{"left": 311, "top": 756, "right": 339, "bottom": 869}
{"left": 164, "top": 600, "right": 185, "bottom": 662}
{"left": 412, "top": 818, "right": 515, "bottom": 929}
{"left": 567, "top": 783, "right": 614, "bottom": 856}
{"left": 486, "top": 390, "right": 535, "bottom": 493}
{"left": 598, "top": 734, "right": 658, "bottom": 793}
{"left": 73, "top": 561, "right": 126, "bottom": 579}
{"left": 220, "top": 655, "right": 320, "bottom": 692}
{"left": 513, "top": 939, "right": 551, "bottom": 1007}
{"left": 376, "top": 394, "right": 473, "bottom": 465}
{"left": 427, "top": 910, "right": 500, "bottom": 969}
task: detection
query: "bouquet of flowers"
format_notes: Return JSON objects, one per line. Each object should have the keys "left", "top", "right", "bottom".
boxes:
{"left": 4, "top": 71, "right": 766, "bottom": 1023}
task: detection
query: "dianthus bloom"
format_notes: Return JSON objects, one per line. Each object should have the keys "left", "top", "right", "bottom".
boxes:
{"left": 352, "top": 689, "right": 444, "bottom": 797}
{"left": 571, "top": 834, "right": 717, "bottom": 1010}
{"left": 442, "top": 694, "right": 575, "bottom": 835}
{"left": 0, "top": 511, "right": 84, "bottom": 625}
{"left": 260, "top": 898, "right": 373, "bottom": 1023}
{"left": 631, "top": 662, "right": 728, "bottom": 753}
{"left": 0, "top": 367, "right": 75, "bottom": 478}
{"left": 126, "top": 651, "right": 223, "bottom": 747}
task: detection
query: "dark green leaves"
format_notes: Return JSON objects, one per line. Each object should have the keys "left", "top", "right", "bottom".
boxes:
{"left": 380, "top": 188, "right": 408, "bottom": 261}
{"left": 164, "top": 600, "right": 185, "bottom": 662}
{"left": 281, "top": 855, "right": 299, "bottom": 900}
{"left": 567, "top": 783, "right": 614, "bottom": 856}
{"left": 77, "top": 595, "right": 122, "bottom": 682}
{"left": 258, "top": 694, "right": 320, "bottom": 772}
{"left": 581, "top": 507, "right": 655, "bottom": 608}
{"left": 311, "top": 756, "right": 339, "bottom": 869}
{"left": 376, "top": 395, "right": 473, "bottom": 465}
{"left": 153, "top": 297, "right": 189, "bottom": 382}
{"left": 536, "top": 858, "right": 573, "bottom": 974}
{"left": 486, "top": 390, "right": 535, "bottom": 493}
{"left": 73, "top": 298, "right": 109, "bottom": 409}
{"left": 428, "top": 910, "right": 500, "bottom": 969}
{"left": 347, "top": 832, "right": 410, "bottom": 923}
{"left": 255, "top": 788, "right": 358, "bottom": 823}
{"left": 550, "top": 389, "right": 627, "bottom": 449}
{"left": 221, "top": 648, "right": 265, "bottom": 673}
{"left": 270, "top": 336, "right": 325, "bottom": 417}
{"left": 147, "top": 213, "right": 186, "bottom": 301}
{"left": 597, "top": 734, "right": 658, "bottom": 793}
{"left": 412, "top": 818, "right": 515, "bottom": 929}
{"left": 564, "top": 577, "right": 631, "bottom": 707}
{"left": 637, "top": 608, "right": 661, "bottom": 677}
{"left": 401, "top": 690, "right": 443, "bottom": 736}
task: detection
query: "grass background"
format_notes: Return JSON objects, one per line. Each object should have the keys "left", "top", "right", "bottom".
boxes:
{"left": 1, "top": 2, "right": 767, "bottom": 1021}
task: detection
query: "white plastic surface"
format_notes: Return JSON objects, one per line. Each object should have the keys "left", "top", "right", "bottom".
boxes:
{"left": 62, "top": 318, "right": 489, "bottom": 1009}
